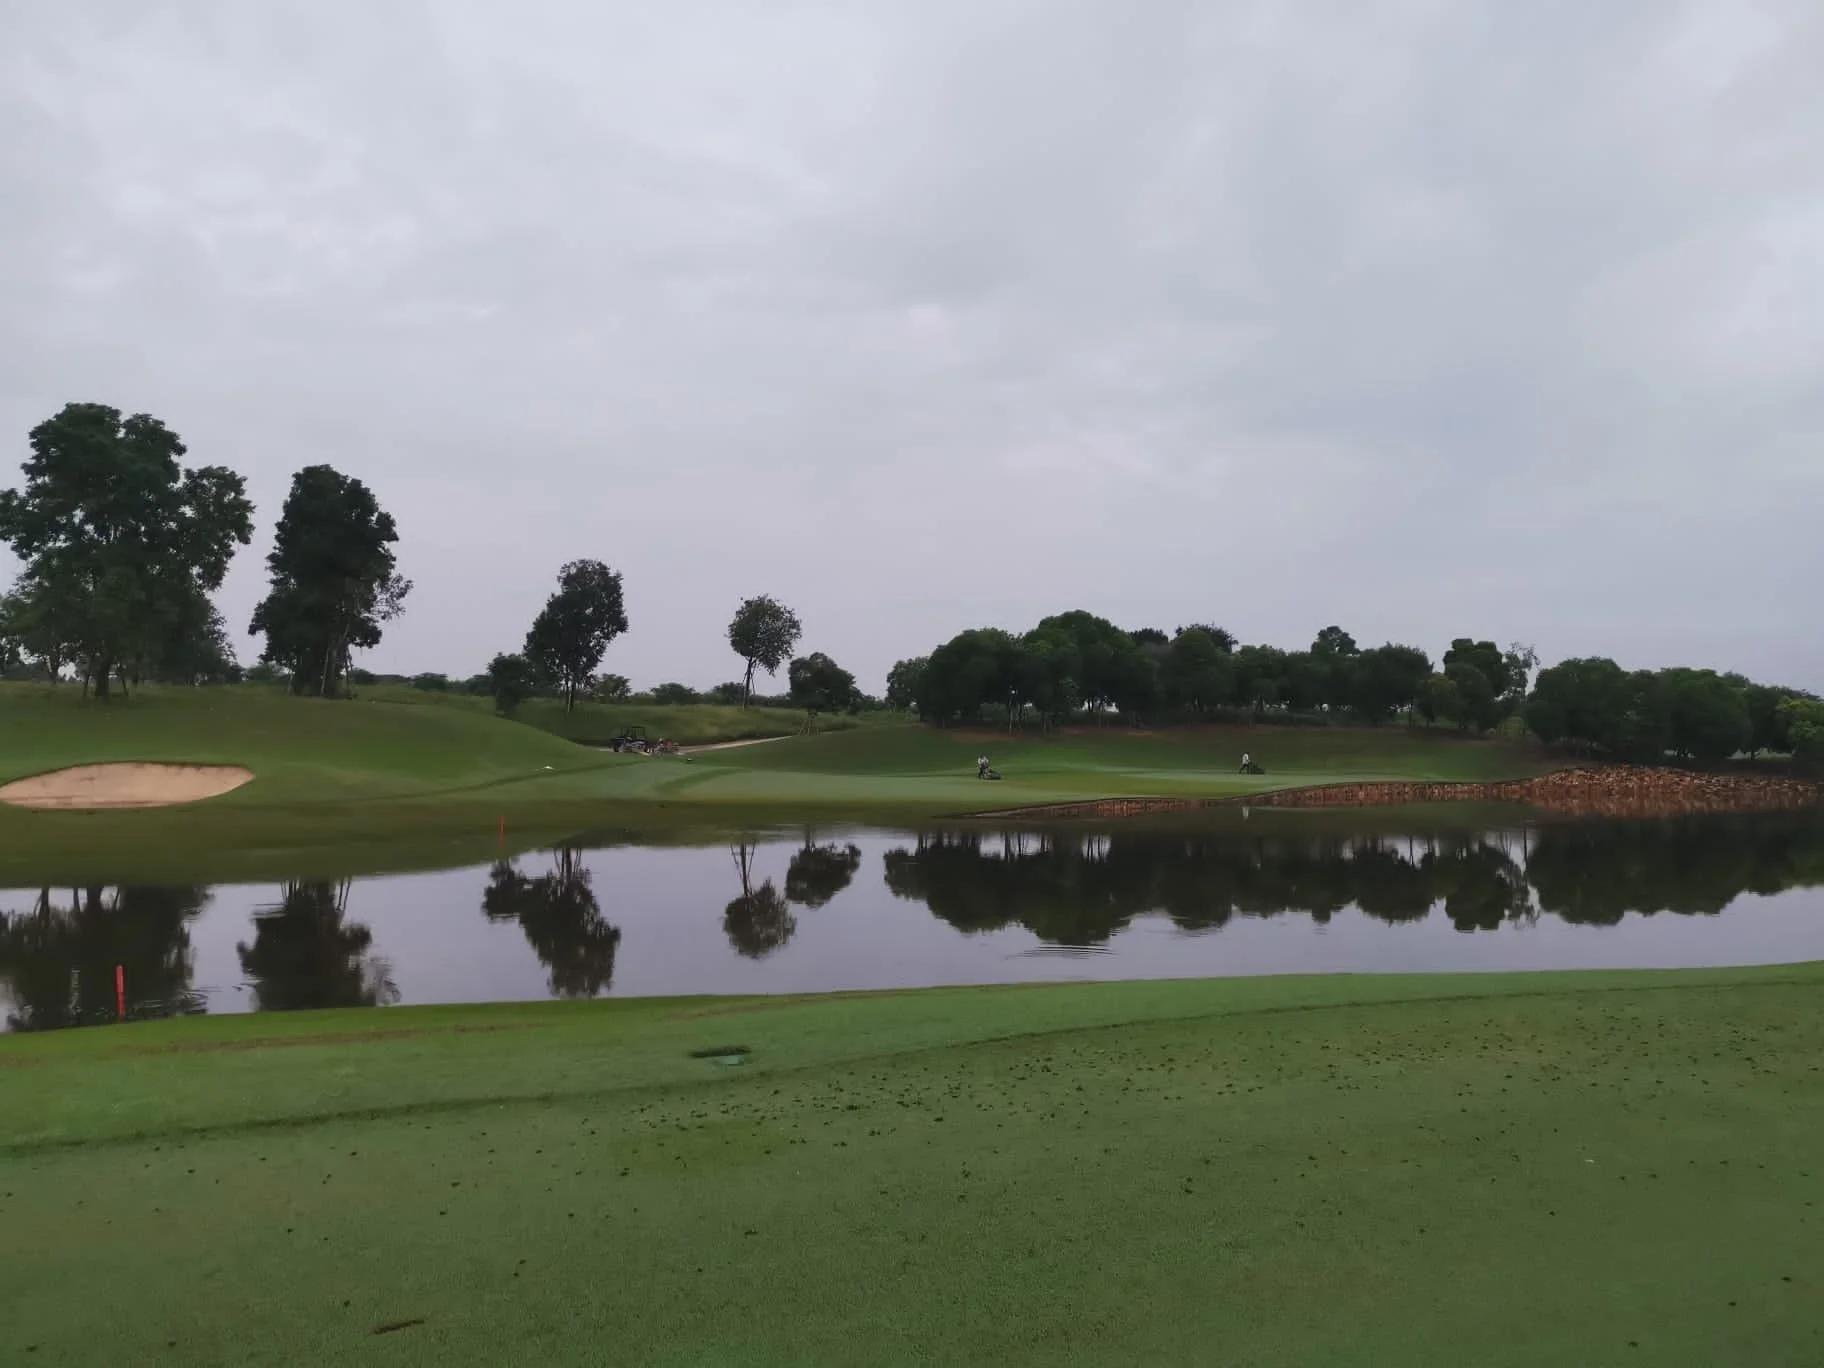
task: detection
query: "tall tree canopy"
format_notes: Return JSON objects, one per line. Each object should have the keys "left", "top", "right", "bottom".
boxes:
{"left": 0, "top": 403, "right": 252, "bottom": 697}
{"left": 249, "top": 466, "right": 409, "bottom": 698}
{"left": 727, "top": 595, "right": 802, "bottom": 707}
{"left": 1162, "top": 627, "right": 1234, "bottom": 716}
{"left": 524, "top": 559, "right": 628, "bottom": 712}
{"left": 788, "top": 651, "right": 859, "bottom": 729}
{"left": 485, "top": 652, "right": 534, "bottom": 716}
{"left": 1350, "top": 644, "right": 1432, "bottom": 723}
{"left": 885, "top": 656, "right": 928, "bottom": 712}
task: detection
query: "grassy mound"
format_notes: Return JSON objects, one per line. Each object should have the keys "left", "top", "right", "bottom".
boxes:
{"left": 356, "top": 683, "right": 866, "bottom": 746}
{"left": 0, "top": 682, "right": 609, "bottom": 802}
{"left": 5, "top": 965, "right": 1821, "bottom": 1365}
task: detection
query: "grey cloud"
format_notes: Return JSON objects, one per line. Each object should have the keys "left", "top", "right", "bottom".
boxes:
{"left": 2, "top": 0, "right": 1820, "bottom": 691}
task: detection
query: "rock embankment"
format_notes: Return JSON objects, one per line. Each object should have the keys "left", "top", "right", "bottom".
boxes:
{"left": 1245, "top": 766, "right": 1823, "bottom": 818}
{"left": 966, "top": 766, "right": 1824, "bottom": 821}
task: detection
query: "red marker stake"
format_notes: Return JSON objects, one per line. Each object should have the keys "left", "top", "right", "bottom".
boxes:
{"left": 115, "top": 964, "right": 125, "bottom": 1022}
{"left": 498, "top": 815, "right": 506, "bottom": 850}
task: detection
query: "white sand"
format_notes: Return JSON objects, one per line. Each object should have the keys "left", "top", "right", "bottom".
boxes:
{"left": 0, "top": 763, "right": 255, "bottom": 810}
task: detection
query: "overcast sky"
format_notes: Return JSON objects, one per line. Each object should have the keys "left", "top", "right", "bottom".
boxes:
{"left": 3, "top": 1, "right": 1820, "bottom": 692}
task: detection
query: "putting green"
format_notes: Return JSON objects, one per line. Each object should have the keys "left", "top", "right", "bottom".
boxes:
{"left": 3, "top": 966, "right": 1821, "bottom": 1365}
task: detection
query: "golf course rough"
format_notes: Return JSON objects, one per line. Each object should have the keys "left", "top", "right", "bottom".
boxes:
{"left": 4, "top": 965, "right": 1822, "bottom": 1365}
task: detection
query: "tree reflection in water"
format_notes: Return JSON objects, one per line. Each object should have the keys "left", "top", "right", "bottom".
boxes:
{"left": 237, "top": 880, "right": 400, "bottom": 1011}
{"left": 484, "top": 847, "right": 621, "bottom": 997}
{"left": 0, "top": 885, "right": 210, "bottom": 1030}
{"left": 883, "top": 813, "right": 1824, "bottom": 945}
{"left": 725, "top": 842, "right": 795, "bottom": 958}
{"left": 784, "top": 836, "right": 864, "bottom": 908}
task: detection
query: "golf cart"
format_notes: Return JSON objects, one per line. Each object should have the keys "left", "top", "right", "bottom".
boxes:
{"left": 610, "top": 725, "right": 650, "bottom": 754}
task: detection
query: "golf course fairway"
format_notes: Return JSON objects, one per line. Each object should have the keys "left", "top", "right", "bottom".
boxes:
{"left": 5, "top": 965, "right": 1822, "bottom": 1365}
{"left": 0, "top": 684, "right": 1555, "bottom": 884}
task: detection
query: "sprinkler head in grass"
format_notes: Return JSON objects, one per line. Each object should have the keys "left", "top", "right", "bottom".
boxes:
{"left": 689, "top": 1045, "right": 751, "bottom": 1067}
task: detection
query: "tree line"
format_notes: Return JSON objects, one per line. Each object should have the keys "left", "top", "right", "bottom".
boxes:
{"left": 0, "top": 404, "right": 409, "bottom": 698}
{"left": 891, "top": 610, "right": 1822, "bottom": 765}
{"left": 5, "top": 403, "right": 1819, "bottom": 762}
{"left": 892, "top": 613, "right": 1533, "bottom": 731}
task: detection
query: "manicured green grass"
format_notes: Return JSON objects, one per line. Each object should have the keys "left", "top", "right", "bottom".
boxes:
{"left": 0, "top": 684, "right": 1555, "bottom": 884}
{"left": 0, "top": 682, "right": 603, "bottom": 802}
{"left": 4, "top": 966, "right": 1822, "bottom": 1365}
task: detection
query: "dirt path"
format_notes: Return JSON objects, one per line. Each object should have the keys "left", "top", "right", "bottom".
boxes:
{"left": 682, "top": 735, "right": 795, "bottom": 754}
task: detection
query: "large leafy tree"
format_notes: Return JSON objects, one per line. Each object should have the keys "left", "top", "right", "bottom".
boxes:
{"left": 1443, "top": 638, "right": 1511, "bottom": 694}
{"left": 788, "top": 651, "right": 858, "bottom": 730}
{"left": 486, "top": 652, "right": 535, "bottom": 717}
{"left": 1737, "top": 679, "right": 1812, "bottom": 756}
{"left": 727, "top": 595, "right": 802, "bottom": 707}
{"left": 1443, "top": 660, "right": 1502, "bottom": 732}
{"left": 885, "top": 656, "right": 929, "bottom": 713}
{"left": 916, "top": 627, "right": 1023, "bottom": 724}
{"left": 1175, "top": 623, "right": 1237, "bottom": 653}
{"left": 0, "top": 403, "right": 252, "bottom": 698}
{"left": 1349, "top": 644, "right": 1431, "bottom": 723}
{"left": 1231, "top": 644, "right": 1288, "bottom": 718}
{"left": 1525, "top": 657, "right": 1630, "bottom": 752}
{"left": 146, "top": 589, "right": 240, "bottom": 685}
{"left": 1779, "top": 698, "right": 1824, "bottom": 767}
{"left": 249, "top": 466, "right": 410, "bottom": 698}
{"left": 1309, "top": 626, "right": 1361, "bottom": 711}
{"left": 1033, "top": 611, "right": 1148, "bottom": 714}
{"left": 523, "top": 559, "right": 628, "bottom": 712}
{"left": 1416, "top": 672, "right": 1462, "bottom": 728}
{"left": 1659, "top": 668, "right": 1751, "bottom": 764}
{"left": 1162, "top": 627, "right": 1234, "bottom": 716}
{"left": 0, "top": 592, "right": 20, "bottom": 677}
{"left": 1017, "top": 626, "right": 1084, "bottom": 728}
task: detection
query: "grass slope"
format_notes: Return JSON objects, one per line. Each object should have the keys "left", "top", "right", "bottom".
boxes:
{"left": 0, "top": 683, "right": 601, "bottom": 801}
{"left": 355, "top": 684, "right": 867, "bottom": 746}
{"left": 4, "top": 966, "right": 1822, "bottom": 1365}
{"left": 0, "top": 684, "right": 1554, "bottom": 884}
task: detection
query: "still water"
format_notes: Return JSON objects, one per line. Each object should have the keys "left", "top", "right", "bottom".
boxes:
{"left": 4, "top": 810, "right": 1823, "bottom": 1030}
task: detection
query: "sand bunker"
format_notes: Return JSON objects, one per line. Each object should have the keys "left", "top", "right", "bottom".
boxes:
{"left": 0, "top": 763, "right": 255, "bottom": 810}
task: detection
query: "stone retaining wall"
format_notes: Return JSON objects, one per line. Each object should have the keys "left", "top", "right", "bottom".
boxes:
{"left": 966, "top": 766, "right": 1824, "bottom": 821}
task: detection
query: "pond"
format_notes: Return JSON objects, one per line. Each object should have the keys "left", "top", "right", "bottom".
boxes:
{"left": 4, "top": 808, "right": 1823, "bottom": 1030}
